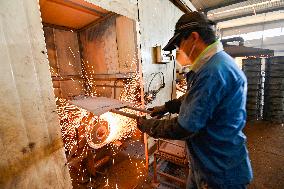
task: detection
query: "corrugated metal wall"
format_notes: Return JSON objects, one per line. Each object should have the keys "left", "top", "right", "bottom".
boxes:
{"left": 0, "top": 0, "right": 72, "bottom": 188}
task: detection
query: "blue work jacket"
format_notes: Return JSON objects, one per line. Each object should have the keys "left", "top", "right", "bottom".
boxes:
{"left": 178, "top": 46, "right": 253, "bottom": 185}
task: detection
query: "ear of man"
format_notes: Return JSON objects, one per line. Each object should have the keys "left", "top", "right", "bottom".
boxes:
{"left": 180, "top": 32, "right": 199, "bottom": 57}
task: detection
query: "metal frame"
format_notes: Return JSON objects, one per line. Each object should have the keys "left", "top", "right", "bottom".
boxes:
{"left": 153, "top": 139, "right": 189, "bottom": 186}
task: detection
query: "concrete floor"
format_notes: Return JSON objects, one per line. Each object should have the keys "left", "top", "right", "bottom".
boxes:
{"left": 72, "top": 121, "right": 284, "bottom": 188}
{"left": 244, "top": 121, "right": 284, "bottom": 189}
{"left": 140, "top": 121, "right": 284, "bottom": 189}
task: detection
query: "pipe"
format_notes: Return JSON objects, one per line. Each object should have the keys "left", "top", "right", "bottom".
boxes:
{"left": 93, "top": 156, "right": 110, "bottom": 169}
{"left": 217, "top": 10, "right": 284, "bottom": 30}
{"left": 221, "top": 37, "right": 244, "bottom": 46}
{"left": 208, "top": 0, "right": 284, "bottom": 22}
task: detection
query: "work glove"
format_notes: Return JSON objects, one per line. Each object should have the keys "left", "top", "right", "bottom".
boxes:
{"left": 147, "top": 105, "right": 168, "bottom": 118}
{"left": 136, "top": 116, "right": 154, "bottom": 134}
{"left": 148, "top": 96, "right": 186, "bottom": 118}
{"left": 136, "top": 116, "right": 193, "bottom": 140}
{"left": 165, "top": 98, "right": 184, "bottom": 114}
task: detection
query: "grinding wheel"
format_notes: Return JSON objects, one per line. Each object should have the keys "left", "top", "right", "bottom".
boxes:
{"left": 90, "top": 119, "right": 110, "bottom": 144}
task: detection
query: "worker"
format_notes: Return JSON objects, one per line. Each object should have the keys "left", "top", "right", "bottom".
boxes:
{"left": 137, "top": 11, "right": 253, "bottom": 189}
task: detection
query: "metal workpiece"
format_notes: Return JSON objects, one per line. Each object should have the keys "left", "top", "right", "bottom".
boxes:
{"left": 70, "top": 96, "right": 150, "bottom": 119}
{"left": 70, "top": 96, "right": 131, "bottom": 116}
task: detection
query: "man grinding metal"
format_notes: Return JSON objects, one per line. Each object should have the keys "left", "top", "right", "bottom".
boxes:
{"left": 136, "top": 11, "right": 253, "bottom": 189}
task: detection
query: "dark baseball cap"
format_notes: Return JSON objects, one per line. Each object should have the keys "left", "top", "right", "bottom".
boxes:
{"left": 163, "top": 11, "right": 215, "bottom": 51}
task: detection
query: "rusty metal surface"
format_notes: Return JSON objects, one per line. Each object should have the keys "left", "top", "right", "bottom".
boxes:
{"left": 158, "top": 140, "right": 186, "bottom": 158}
{"left": 69, "top": 96, "right": 130, "bottom": 115}
{"left": 153, "top": 140, "right": 189, "bottom": 186}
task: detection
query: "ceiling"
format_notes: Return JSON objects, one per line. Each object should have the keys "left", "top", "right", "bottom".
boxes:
{"left": 39, "top": 0, "right": 110, "bottom": 29}
{"left": 190, "top": 0, "right": 246, "bottom": 12}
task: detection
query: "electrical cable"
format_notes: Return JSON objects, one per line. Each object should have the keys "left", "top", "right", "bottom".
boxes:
{"left": 147, "top": 72, "right": 165, "bottom": 93}
{"left": 144, "top": 72, "right": 165, "bottom": 104}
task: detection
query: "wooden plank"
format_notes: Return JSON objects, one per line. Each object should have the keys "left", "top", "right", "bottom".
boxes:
{"left": 242, "top": 58, "right": 262, "bottom": 65}
{"left": 103, "top": 17, "right": 120, "bottom": 74}
{"left": 244, "top": 72, "right": 262, "bottom": 77}
{"left": 54, "top": 28, "right": 82, "bottom": 76}
{"left": 268, "top": 57, "right": 284, "bottom": 64}
{"left": 79, "top": 15, "right": 119, "bottom": 75}
{"left": 116, "top": 16, "right": 138, "bottom": 73}
{"left": 48, "top": 0, "right": 106, "bottom": 17}
{"left": 60, "top": 79, "right": 85, "bottom": 99}
{"left": 40, "top": 0, "right": 101, "bottom": 29}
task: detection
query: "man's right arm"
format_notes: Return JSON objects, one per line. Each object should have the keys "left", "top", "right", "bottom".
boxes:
{"left": 165, "top": 93, "right": 187, "bottom": 114}
{"left": 149, "top": 93, "right": 186, "bottom": 117}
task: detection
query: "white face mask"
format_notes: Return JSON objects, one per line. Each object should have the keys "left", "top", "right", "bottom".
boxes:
{"left": 176, "top": 60, "right": 191, "bottom": 73}
{"left": 176, "top": 49, "right": 189, "bottom": 66}
{"left": 176, "top": 43, "right": 196, "bottom": 66}
{"left": 187, "top": 44, "right": 196, "bottom": 63}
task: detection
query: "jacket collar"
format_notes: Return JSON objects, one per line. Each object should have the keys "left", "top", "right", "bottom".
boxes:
{"left": 191, "top": 40, "right": 223, "bottom": 72}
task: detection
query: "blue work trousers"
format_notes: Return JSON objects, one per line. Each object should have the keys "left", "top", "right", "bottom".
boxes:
{"left": 186, "top": 150, "right": 248, "bottom": 189}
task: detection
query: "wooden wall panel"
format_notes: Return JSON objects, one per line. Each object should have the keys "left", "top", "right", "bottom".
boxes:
{"left": 54, "top": 29, "right": 82, "bottom": 77}
{"left": 43, "top": 27, "right": 86, "bottom": 99}
{"left": 60, "top": 79, "right": 85, "bottom": 98}
{"left": 79, "top": 15, "right": 140, "bottom": 98}
{"left": 80, "top": 15, "right": 119, "bottom": 75}
{"left": 79, "top": 15, "right": 139, "bottom": 76}
{"left": 40, "top": 0, "right": 101, "bottom": 29}
{"left": 116, "top": 16, "right": 138, "bottom": 73}
{"left": 79, "top": 15, "right": 119, "bottom": 75}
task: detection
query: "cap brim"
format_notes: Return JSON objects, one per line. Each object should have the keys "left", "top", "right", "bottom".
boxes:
{"left": 163, "top": 33, "right": 181, "bottom": 51}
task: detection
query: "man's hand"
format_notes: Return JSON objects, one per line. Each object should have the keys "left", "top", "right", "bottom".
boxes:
{"left": 136, "top": 116, "right": 193, "bottom": 139}
{"left": 136, "top": 116, "right": 152, "bottom": 134}
{"left": 148, "top": 105, "right": 168, "bottom": 118}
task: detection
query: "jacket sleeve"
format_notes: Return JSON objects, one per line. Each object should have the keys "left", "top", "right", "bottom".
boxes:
{"left": 178, "top": 69, "right": 226, "bottom": 133}
{"left": 164, "top": 93, "right": 187, "bottom": 114}
{"left": 138, "top": 117, "right": 193, "bottom": 140}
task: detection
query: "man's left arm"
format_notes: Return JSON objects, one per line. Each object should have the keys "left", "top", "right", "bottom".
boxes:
{"left": 137, "top": 117, "right": 193, "bottom": 140}
{"left": 137, "top": 68, "right": 226, "bottom": 139}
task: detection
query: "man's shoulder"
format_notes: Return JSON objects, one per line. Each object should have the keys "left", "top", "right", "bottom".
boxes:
{"left": 204, "top": 51, "right": 246, "bottom": 83}
{"left": 208, "top": 51, "right": 234, "bottom": 69}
